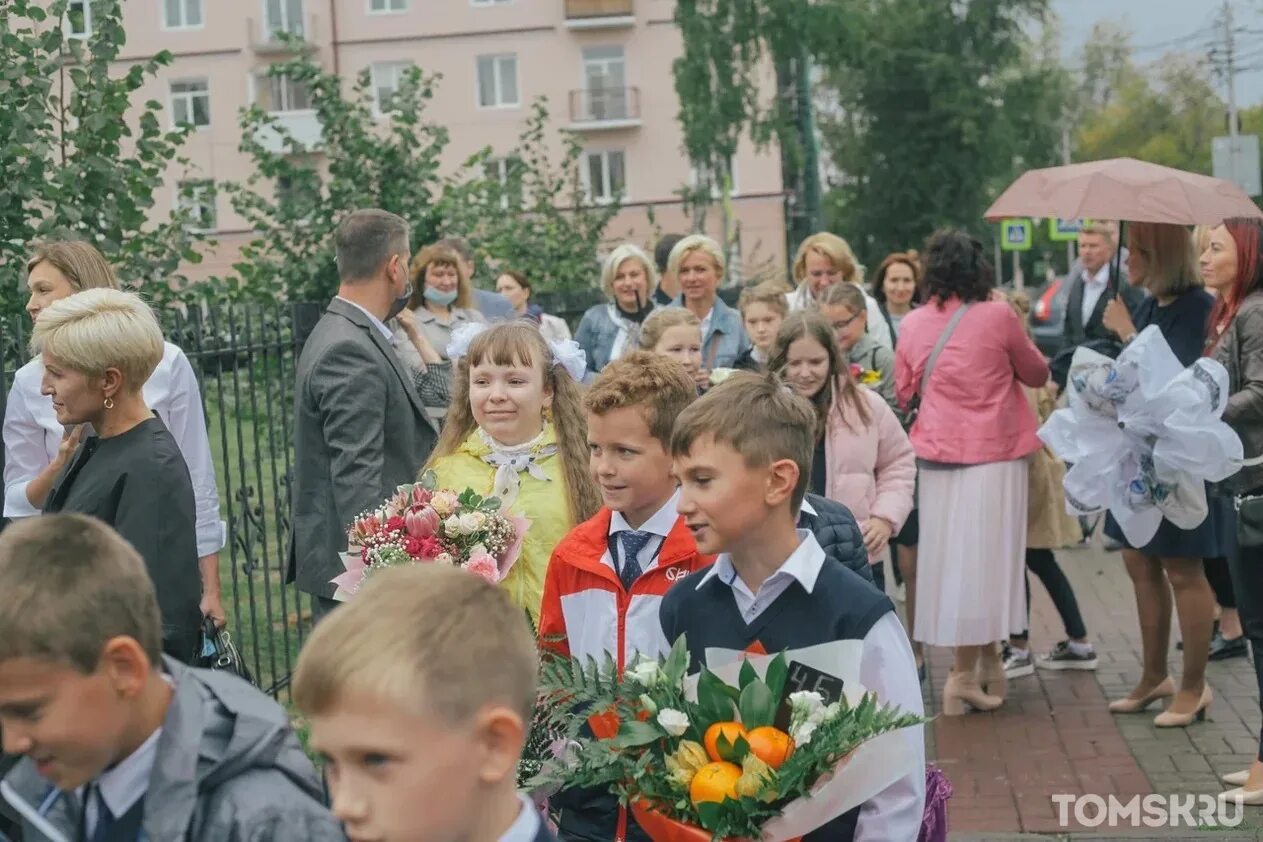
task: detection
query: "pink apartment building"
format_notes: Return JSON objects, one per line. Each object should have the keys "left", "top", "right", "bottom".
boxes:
{"left": 86, "top": 0, "right": 788, "bottom": 284}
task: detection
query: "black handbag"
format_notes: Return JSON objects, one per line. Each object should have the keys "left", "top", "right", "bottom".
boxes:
{"left": 198, "top": 617, "right": 254, "bottom": 684}
{"left": 1237, "top": 494, "right": 1263, "bottom": 548}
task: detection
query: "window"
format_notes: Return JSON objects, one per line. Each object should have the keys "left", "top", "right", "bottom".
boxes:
{"left": 369, "top": 0, "right": 408, "bottom": 11}
{"left": 263, "top": 0, "right": 303, "bottom": 39}
{"left": 66, "top": 0, "right": 91, "bottom": 38}
{"left": 277, "top": 173, "right": 319, "bottom": 218}
{"left": 163, "top": 0, "right": 203, "bottom": 29}
{"left": 485, "top": 155, "right": 524, "bottom": 209}
{"left": 264, "top": 73, "right": 312, "bottom": 112}
{"left": 178, "top": 180, "right": 217, "bottom": 231}
{"left": 471, "top": 0, "right": 513, "bottom": 5}
{"left": 476, "top": 55, "right": 519, "bottom": 108}
{"left": 582, "top": 46, "right": 627, "bottom": 120}
{"left": 371, "top": 62, "right": 411, "bottom": 115}
{"left": 584, "top": 150, "right": 625, "bottom": 204}
{"left": 690, "top": 158, "right": 738, "bottom": 199}
{"left": 170, "top": 79, "right": 210, "bottom": 129}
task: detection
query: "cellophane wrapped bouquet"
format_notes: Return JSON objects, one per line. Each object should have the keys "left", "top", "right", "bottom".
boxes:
{"left": 531, "top": 637, "right": 925, "bottom": 841}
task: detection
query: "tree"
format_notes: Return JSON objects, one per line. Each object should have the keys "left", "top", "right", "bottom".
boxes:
{"left": 0, "top": 0, "right": 203, "bottom": 320}
{"left": 225, "top": 47, "right": 618, "bottom": 304}
{"left": 817, "top": 0, "right": 1066, "bottom": 264}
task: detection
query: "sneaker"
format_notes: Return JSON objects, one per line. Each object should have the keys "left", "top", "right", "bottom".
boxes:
{"left": 1037, "top": 640, "right": 1098, "bottom": 671}
{"left": 1002, "top": 644, "right": 1034, "bottom": 678}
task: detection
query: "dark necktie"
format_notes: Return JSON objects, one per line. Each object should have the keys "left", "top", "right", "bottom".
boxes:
{"left": 87, "top": 784, "right": 114, "bottom": 842}
{"left": 618, "top": 530, "right": 653, "bottom": 592}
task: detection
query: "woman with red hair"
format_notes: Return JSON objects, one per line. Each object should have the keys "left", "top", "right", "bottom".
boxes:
{"left": 1203, "top": 217, "right": 1263, "bottom": 803}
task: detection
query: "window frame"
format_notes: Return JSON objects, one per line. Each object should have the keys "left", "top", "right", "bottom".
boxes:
{"left": 470, "top": 0, "right": 513, "bottom": 6}
{"left": 583, "top": 149, "right": 626, "bottom": 205}
{"left": 162, "top": 0, "right": 204, "bottom": 31}
{"left": 370, "top": 61, "right": 412, "bottom": 116}
{"left": 177, "top": 179, "right": 218, "bottom": 233}
{"left": 169, "top": 78, "right": 212, "bottom": 130}
{"left": 261, "top": 72, "right": 313, "bottom": 113}
{"left": 66, "top": 0, "right": 92, "bottom": 39}
{"left": 263, "top": 0, "right": 304, "bottom": 40}
{"left": 485, "top": 155, "right": 526, "bottom": 210}
{"left": 475, "top": 54, "right": 520, "bottom": 109}
{"left": 367, "top": 0, "right": 409, "bottom": 13}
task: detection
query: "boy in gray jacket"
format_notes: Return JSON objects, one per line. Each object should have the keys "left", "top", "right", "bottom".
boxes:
{"left": 0, "top": 514, "right": 344, "bottom": 842}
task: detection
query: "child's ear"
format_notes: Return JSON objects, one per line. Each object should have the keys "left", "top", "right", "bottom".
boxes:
{"left": 473, "top": 705, "right": 526, "bottom": 785}
{"left": 98, "top": 636, "right": 153, "bottom": 699}
{"left": 765, "top": 458, "right": 801, "bottom": 508}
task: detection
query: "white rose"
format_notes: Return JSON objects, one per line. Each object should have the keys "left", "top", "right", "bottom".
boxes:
{"left": 433, "top": 552, "right": 454, "bottom": 566}
{"left": 625, "top": 658, "right": 665, "bottom": 688}
{"left": 791, "top": 720, "right": 817, "bottom": 747}
{"left": 656, "top": 708, "right": 689, "bottom": 738}
{"left": 469, "top": 543, "right": 489, "bottom": 557}
{"left": 789, "top": 690, "right": 825, "bottom": 717}
{"left": 459, "top": 512, "right": 486, "bottom": 535}
{"left": 443, "top": 515, "right": 462, "bottom": 537}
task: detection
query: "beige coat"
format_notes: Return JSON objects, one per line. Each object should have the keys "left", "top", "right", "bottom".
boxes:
{"left": 1026, "top": 385, "right": 1082, "bottom": 549}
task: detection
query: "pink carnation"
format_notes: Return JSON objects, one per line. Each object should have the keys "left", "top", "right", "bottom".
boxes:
{"left": 385, "top": 515, "right": 406, "bottom": 535}
{"left": 464, "top": 552, "right": 499, "bottom": 583}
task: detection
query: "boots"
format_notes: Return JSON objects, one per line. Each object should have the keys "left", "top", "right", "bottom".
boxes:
{"left": 942, "top": 668, "right": 1003, "bottom": 716}
{"left": 975, "top": 642, "right": 1007, "bottom": 701}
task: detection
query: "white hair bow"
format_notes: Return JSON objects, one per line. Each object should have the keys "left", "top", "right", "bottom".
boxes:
{"left": 445, "top": 321, "right": 588, "bottom": 382}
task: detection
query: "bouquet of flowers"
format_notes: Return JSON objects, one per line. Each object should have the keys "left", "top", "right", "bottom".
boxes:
{"left": 532, "top": 637, "right": 925, "bottom": 841}
{"left": 848, "top": 363, "right": 881, "bottom": 387}
{"left": 331, "top": 470, "right": 529, "bottom": 600}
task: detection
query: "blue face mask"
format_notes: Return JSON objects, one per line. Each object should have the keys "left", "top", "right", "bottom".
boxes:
{"left": 423, "top": 287, "right": 459, "bottom": 307}
{"left": 386, "top": 282, "right": 413, "bottom": 321}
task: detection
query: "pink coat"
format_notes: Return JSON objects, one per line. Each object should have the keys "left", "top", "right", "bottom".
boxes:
{"left": 894, "top": 297, "right": 1049, "bottom": 465}
{"left": 824, "top": 386, "right": 917, "bottom": 562}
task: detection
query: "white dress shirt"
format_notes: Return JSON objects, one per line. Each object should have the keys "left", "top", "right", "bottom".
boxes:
{"left": 1079, "top": 263, "right": 1111, "bottom": 325}
{"left": 335, "top": 295, "right": 396, "bottom": 344}
{"left": 696, "top": 531, "right": 926, "bottom": 842}
{"left": 80, "top": 725, "right": 162, "bottom": 837}
{"left": 606, "top": 490, "right": 680, "bottom": 577}
{"left": 498, "top": 793, "right": 542, "bottom": 842}
{"left": 2, "top": 342, "right": 225, "bottom": 557}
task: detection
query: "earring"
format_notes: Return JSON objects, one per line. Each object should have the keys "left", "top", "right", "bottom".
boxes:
{"left": 103, "top": 397, "right": 115, "bottom": 410}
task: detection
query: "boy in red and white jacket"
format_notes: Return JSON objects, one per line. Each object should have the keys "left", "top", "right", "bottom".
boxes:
{"left": 539, "top": 351, "right": 711, "bottom": 842}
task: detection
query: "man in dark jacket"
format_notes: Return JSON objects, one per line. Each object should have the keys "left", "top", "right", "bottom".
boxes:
{"left": 1060, "top": 223, "right": 1145, "bottom": 352}
{"left": 799, "top": 493, "right": 873, "bottom": 583}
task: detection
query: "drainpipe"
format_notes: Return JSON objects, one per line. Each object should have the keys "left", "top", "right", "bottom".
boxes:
{"left": 328, "top": 0, "right": 340, "bottom": 75}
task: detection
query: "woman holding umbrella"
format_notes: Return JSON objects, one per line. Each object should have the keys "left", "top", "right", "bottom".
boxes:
{"left": 1098, "top": 222, "right": 1226, "bottom": 727}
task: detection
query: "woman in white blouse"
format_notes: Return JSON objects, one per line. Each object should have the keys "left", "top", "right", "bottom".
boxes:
{"left": 2, "top": 240, "right": 227, "bottom": 625}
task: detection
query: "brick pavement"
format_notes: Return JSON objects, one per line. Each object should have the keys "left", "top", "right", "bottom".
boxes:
{"left": 907, "top": 542, "right": 1263, "bottom": 840}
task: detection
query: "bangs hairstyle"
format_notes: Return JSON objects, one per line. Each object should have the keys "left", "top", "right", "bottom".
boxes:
{"left": 870, "top": 251, "right": 921, "bottom": 306}
{"left": 427, "top": 321, "right": 601, "bottom": 522}
{"left": 639, "top": 308, "right": 700, "bottom": 351}
{"left": 738, "top": 280, "right": 791, "bottom": 316}
{"left": 584, "top": 350, "right": 698, "bottom": 449}
{"left": 600, "top": 244, "right": 659, "bottom": 303}
{"left": 410, "top": 244, "right": 475, "bottom": 310}
{"left": 666, "top": 235, "right": 726, "bottom": 283}
{"left": 792, "top": 232, "right": 861, "bottom": 287}
{"left": 26, "top": 240, "right": 118, "bottom": 291}
{"left": 1209, "top": 217, "right": 1263, "bottom": 351}
{"left": 768, "top": 311, "right": 871, "bottom": 434}
{"left": 0, "top": 514, "right": 162, "bottom": 673}
{"left": 671, "top": 371, "right": 816, "bottom": 510}
{"left": 1127, "top": 222, "right": 1200, "bottom": 298}
{"left": 921, "top": 228, "right": 994, "bottom": 306}
{"left": 293, "top": 564, "right": 537, "bottom": 723}
{"left": 31, "top": 288, "right": 164, "bottom": 390}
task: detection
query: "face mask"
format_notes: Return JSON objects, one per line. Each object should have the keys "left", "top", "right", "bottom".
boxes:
{"left": 384, "top": 258, "right": 413, "bottom": 321}
{"left": 423, "top": 287, "right": 459, "bottom": 307}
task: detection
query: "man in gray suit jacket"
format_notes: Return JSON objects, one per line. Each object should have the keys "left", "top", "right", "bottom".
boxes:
{"left": 288, "top": 209, "right": 439, "bottom": 618}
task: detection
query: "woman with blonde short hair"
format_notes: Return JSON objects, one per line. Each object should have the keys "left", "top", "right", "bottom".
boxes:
{"left": 789, "top": 232, "right": 892, "bottom": 348}
{"left": 34, "top": 288, "right": 204, "bottom": 662}
{"left": 3, "top": 239, "right": 225, "bottom": 627}
{"left": 574, "top": 243, "right": 659, "bottom": 373}
{"left": 665, "top": 234, "right": 752, "bottom": 386}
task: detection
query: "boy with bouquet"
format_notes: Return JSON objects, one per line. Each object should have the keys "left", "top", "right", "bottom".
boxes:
{"left": 538, "top": 351, "right": 713, "bottom": 841}
{"left": 660, "top": 372, "right": 925, "bottom": 841}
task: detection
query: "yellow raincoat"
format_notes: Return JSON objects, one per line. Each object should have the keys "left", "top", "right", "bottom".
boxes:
{"left": 428, "top": 423, "right": 573, "bottom": 623}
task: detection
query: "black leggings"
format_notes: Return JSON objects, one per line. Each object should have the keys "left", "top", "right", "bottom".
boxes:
{"left": 1012, "top": 548, "right": 1088, "bottom": 643}
{"left": 1226, "top": 525, "right": 1263, "bottom": 761}
{"left": 1205, "top": 556, "right": 1237, "bottom": 609}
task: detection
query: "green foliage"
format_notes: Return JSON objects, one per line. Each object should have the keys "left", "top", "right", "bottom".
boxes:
{"left": 0, "top": 0, "right": 204, "bottom": 319}
{"left": 819, "top": 0, "right": 1065, "bottom": 262}
{"left": 225, "top": 48, "right": 616, "bottom": 304}
{"left": 535, "top": 648, "right": 624, "bottom": 742}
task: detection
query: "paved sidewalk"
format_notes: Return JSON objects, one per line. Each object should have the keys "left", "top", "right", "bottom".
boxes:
{"left": 911, "top": 543, "right": 1263, "bottom": 840}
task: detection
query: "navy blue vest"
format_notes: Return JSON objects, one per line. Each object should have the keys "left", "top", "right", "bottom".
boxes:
{"left": 658, "top": 560, "right": 894, "bottom": 842}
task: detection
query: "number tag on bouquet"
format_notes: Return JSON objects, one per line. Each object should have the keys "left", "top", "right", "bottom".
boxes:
{"left": 774, "top": 661, "right": 845, "bottom": 730}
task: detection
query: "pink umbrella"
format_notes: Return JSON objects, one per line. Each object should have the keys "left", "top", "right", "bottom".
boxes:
{"left": 985, "top": 157, "right": 1260, "bottom": 224}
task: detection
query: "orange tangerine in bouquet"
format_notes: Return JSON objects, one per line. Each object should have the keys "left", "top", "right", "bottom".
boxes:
{"left": 531, "top": 637, "right": 925, "bottom": 841}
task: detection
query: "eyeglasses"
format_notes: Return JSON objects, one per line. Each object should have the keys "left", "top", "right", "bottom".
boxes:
{"left": 830, "top": 312, "right": 863, "bottom": 331}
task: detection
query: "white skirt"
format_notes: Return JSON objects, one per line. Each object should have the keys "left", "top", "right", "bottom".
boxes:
{"left": 914, "top": 458, "right": 1029, "bottom": 647}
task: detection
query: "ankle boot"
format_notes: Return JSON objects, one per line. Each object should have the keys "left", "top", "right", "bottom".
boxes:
{"left": 976, "top": 644, "right": 1008, "bottom": 701}
{"left": 942, "top": 668, "right": 1003, "bottom": 716}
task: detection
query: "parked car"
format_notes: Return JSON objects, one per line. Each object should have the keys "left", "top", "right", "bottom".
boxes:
{"left": 1029, "top": 277, "right": 1068, "bottom": 357}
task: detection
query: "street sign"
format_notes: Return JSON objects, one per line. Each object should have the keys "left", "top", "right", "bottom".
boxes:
{"left": 1213, "top": 135, "right": 1262, "bottom": 197}
{"left": 1049, "top": 218, "right": 1090, "bottom": 241}
{"left": 1001, "top": 218, "right": 1032, "bottom": 252}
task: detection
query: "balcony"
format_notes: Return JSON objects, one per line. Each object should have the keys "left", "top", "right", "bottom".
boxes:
{"left": 247, "top": 14, "right": 316, "bottom": 54}
{"left": 568, "top": 87, "right": 642, "bottom": 131}
{"left": 564, "top": 0, "right": 634, "bottom": 29}
{"left": 254, "top": 111, "right": 323, "bottom": 154}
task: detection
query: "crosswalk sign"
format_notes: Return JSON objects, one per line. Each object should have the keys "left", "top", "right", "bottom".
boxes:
{"left": 1049, "top": 218, "right": 1090, "bottom": 241}
{"left": 1001, "top": 218, "right": 1032, "bottom": 252}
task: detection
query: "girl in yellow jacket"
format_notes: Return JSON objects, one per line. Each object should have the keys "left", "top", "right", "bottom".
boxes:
{"left": 425, "top": 321, "right": 601, "bottom": 623}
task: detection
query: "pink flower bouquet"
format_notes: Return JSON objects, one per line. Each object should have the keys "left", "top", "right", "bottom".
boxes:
{"left": 331, "top": 470, "right": 529, "bottom": 601}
